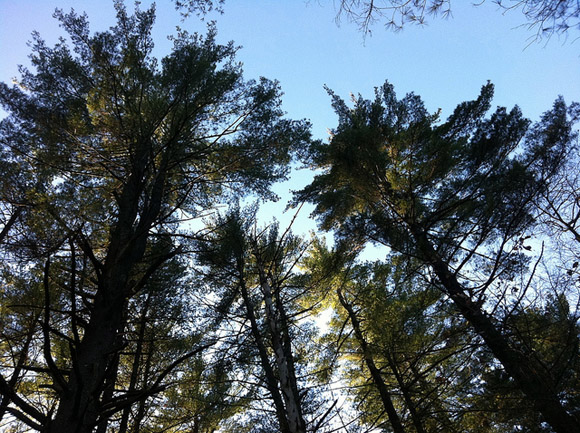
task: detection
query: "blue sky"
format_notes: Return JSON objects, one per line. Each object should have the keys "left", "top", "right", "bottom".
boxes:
{"left": 2, "top": 1, "right": 579, "bottom": 136}
{"left": 1, "top": 0, "right": 579, "bottom": 234}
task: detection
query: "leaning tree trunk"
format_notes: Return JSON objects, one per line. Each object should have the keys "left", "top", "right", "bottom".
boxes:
{"left": 411, "top": 227, "right": 580, "bottom": 433}
{"left": 384, "top": 351, "right": 427, "bottom": 433}
{"left": 238, "top": 272, "right": 292, "bottom": 433}
{"left": 337, "top": 288, "right": 406, "bottom": 433}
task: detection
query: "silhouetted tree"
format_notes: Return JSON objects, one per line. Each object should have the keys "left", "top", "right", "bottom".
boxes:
{"left": 0, "top": 2, "right": 309, "bottom": 431}
{"left": 296, "top": 80, "right": 579, "bottom": 433}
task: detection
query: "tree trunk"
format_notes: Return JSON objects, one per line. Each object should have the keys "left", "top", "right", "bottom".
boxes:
{"left": 49, "top": 289, "right": 126, "bottom": 433}
{"left": 49, "top": 160, "right": 164, "bottom": 432}
{"left": 411, "top": 227, "right": 580, "bottom": 433}
{"left": 258, "top": 266, "right": 307, "bottom": 433}
{"left": 337, "top": 288, "right": 406, "bottom": 433}
{"left": 238, "top": 273, "right": 291, "bottom": 433}
{"left": 95, "top": 349, "right": 121, "bottom": 433}
{"left": 384, "top": 351, "right": 426, "bottom": 433}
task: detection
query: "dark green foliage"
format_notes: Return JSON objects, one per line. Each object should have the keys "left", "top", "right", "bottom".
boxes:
{"left": 297, "top": 80, "right": 580, "bottom": 432}
{"left": 1, "top": 2, "right": 579, "bottom": 431}
{"left": 300, "top": 81, "right": 541, "bottom": 250}
{"left": 0, "top": 2, "right": 309, "bottom": 431}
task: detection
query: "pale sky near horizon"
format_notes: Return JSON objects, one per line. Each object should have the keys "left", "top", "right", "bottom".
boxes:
{"left": 1, "top": 0, "right": 579, "bottom": 237}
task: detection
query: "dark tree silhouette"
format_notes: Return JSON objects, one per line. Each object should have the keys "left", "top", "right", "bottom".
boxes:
{"left": 0, "top": 2, "right": 309, "bottom": 432}
{"left": 296, "top": 81, "right": 580, "bottom": 433}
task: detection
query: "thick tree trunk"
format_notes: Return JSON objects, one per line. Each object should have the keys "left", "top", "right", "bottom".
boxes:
{"left": 337, "top": 289, "right": 406, "bottom": 433}
{"left": 48, "top": 157, "right": 166, "bottom": 432}
{"left": 412, "top": 228, "right": 580, "bottom": 433}
{"left": 48, "top": 290, "right": 126, "bottom": 433}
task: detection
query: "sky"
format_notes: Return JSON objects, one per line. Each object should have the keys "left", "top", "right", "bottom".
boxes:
{"left": 1, "top": 0, "right": 579, "bottom": 236}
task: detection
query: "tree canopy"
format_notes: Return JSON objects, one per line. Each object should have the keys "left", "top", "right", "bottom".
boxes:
{"left": 0, "top": 2, "right": 309, "bottom": 431}
{"left": 0, "top": 2, "right": 578, "bottom": 433}
{"left": 296, "top": 81, "right": 580, "bottom": 433}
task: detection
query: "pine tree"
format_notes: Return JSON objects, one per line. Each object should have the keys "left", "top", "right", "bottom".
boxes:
{"left": 0, "top": 3, "right": 309, "bottom": 431}
{"left": 297, "top": 81, "right": 580, "bottom": 433}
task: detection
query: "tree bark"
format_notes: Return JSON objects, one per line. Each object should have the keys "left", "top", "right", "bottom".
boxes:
{"left": 258, "top": 264, "right": 307, "bottom": 433}
{"left": 238, "top": 272, "right": 292, "bottom": 433}
{"left": 411, "top": 227, "right": 580, "bottom": 433}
